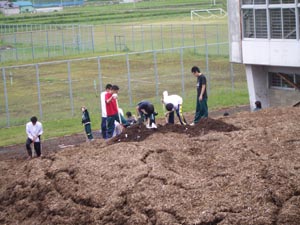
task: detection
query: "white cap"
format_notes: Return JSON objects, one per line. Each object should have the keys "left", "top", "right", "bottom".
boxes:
{"left": 163, "top": 91, "right": 168, "bottom": 97}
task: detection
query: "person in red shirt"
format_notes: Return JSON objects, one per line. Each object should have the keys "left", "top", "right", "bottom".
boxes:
{"left": 105, "top": 85, "right": 128, "bottom": 138}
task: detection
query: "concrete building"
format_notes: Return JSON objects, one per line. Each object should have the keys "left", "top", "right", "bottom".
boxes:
{"left": 227, "top": 0, "right": 300, "bottom": 110}
{"left": 15, "top": 1, "right": 34, "bottom": 13}
{"left": 0, "top": 1, "right": 20, "bottom": 15}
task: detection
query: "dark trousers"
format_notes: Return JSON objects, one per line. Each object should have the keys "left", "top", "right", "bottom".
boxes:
{"left": 26, "top": 137, "right": 41, "bottom": 157}
{"left": 168, "top": 111, "right": 175, "bottom": 124}
{"left": 193, "top": 98, "right": 208, "bottom": 123}
{"left": 84, "top": 123, "right": 93, "bottom": 140}
{"left": 106, "top": 113, "right": 128, "bottom": 138}
{"left": 167, "top": 106, "right": 186, "bottom": 125}
{"left": 101, "top": 117, "right": 107, "bottom": 139}
{"left": 139, "top": 113, "right": 155, "bottom": 126}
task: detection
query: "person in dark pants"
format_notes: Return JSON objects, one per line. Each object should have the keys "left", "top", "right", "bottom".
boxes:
{"left": 26, "top": 116, "right": 43, "bottom": 159}
{"left": 100, "top": 84, "right": 112, "bottom": 139}
{"left": 81, "top": 106, "right": 94, "bottom": 141}
{"left": 105, "top": 85, "right": 129, "bottom": 138}
{"left": 190, "top": 66, "right": 208, "bottom": 126}
{"left": 162, "top": 90, "right": 187, "bottom": 125}
{"left": 136, "top": 101, "right": 157, "bottom": 129}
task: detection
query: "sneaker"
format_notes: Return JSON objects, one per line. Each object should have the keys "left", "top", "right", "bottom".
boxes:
{"left": 146, "top": 124, "right": 151, "bottom": 129}
{"left": 190, "top": 122, "right": 195, "bottom": 126}
{"left": 151, "top": 123, "right": 157, "bottom": 129}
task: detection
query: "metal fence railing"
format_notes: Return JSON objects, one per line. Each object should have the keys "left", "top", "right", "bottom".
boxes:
{"left": 0, "top": 23, "right": 228, "bottom": 62}
{"left": 0, "top": 44, "right": 247, "bottom": 128}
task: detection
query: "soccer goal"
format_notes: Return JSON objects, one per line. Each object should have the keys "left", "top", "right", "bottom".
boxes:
{"left": 190, "top": 8, "right": 227, "bottom": 20}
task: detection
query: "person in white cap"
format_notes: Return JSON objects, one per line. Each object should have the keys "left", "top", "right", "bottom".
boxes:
{"left": 162, "top": 91, "right": 187, "bottom": 125}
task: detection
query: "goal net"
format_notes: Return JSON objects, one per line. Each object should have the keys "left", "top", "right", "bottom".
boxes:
{"left": 190, "top": 8, "right": 227, "bottom": 20}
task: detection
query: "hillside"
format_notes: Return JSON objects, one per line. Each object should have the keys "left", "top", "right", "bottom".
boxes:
{"left": 0, "top": 106, "right": 300, "bottom": 224}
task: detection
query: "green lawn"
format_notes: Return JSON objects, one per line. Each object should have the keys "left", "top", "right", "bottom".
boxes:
{"left": 0, "top": 0, "right": 250, "bottom": 147}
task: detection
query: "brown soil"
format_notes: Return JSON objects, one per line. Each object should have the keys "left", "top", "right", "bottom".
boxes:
{"left": 1, "top": 106, "right": 300, "bottom": 225}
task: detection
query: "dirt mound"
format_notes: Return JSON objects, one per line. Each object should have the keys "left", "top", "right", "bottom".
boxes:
{"left": 111, "top": 117, "right": 239, "bottom": 143}
{"left": 1, "top": 106, "right": 300, "bottom": 225}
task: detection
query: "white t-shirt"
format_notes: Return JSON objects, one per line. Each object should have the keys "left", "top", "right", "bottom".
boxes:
{"left": 100, "top": 91, "right": 107, "bottom": 117}
{"left": 163, "top": 92, "right": 183, "bottom": 110}
{"left": 26, "top": 121, "right": 43, "bottom": 142}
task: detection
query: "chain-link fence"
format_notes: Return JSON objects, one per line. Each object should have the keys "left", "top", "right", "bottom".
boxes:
{"left": 0, "top": 44, "right": 247, "bottom": 128}
{"left": 0, "top": 23, "right": 228, "bottom": 62}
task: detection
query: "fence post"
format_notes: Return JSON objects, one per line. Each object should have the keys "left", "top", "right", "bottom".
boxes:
{"left": 131, "top": 25, "right": 135, "bottom": 51}
{"left": 216, "top": 24, "right": 220, "bottom": 55}
{"left": 35, "top": 64, "right": 43, "bottom": 120}
{"left": 180, "top": 48, "right": 185, "bottom": 96}
{"left": 192, "top": 24, "right": 196, "bottom": 53}
{"left": 31, "top": 31, "right": 35, "bottom": 60}
{"left": 160, "top": 25, "right": 164, "bottom": 52}
{"left": 126, "top": 54, "right": 132, "bottom": 106}
{"left": 14, "top": 33, "right": 19, "bottom": 61}
{"left": 67, "top": 61, "right": 74, "bottom": 116}
{"left": 204, "top": 24, "right": 210, "bottom": 95}
{"left": 46, "top": 30, "right": 50, "bottom": 58}
{"left": 153, "top": 51, "right": 159, "bottom": 98}
{"left": 91, "top": 25, "right": 95, "bottom": 53}
{"left": 105, "top": 24, "right": 108, "bottom": 52}
{"left": 150, "top": 25, "right": 154, "bottom": 50}
{"left": 181, "top": 24, "right": 185, "bottom": 47}
{"left": 171, "top": 24, "right": 174, "bottom": 51}
{"left": 61, "top": 29, "right": 65, "bottom": 56}
{"left": 2, "top": 68, "right": 10, "bottom": 127}
{"left": 97, "top": 56, "right": 103, "bottom": 111}
{"left": 141, "top": 24, "right": 145, "bottom": 51}
{"left": 230, "top": 63, "right": 235, "bottom": 91}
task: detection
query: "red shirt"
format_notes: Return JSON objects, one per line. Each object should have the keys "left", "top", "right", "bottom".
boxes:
{"left": 105, "top": 92, "right": 118, "bottom": 116}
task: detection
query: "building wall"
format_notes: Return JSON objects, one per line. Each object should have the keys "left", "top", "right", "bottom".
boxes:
{"left": 20, "top": 6, "right": 34, "bottom": 13}
{"left": 228, "top": 1, "right": 300, "bottom": 110}
{"left": 246, "top": 64, "right": 300, "bottom": 110}
{"left": 269, "top": 88, "right": 300, "bottom": 107}
{"left": 0, "top": 8, "right": 20, "bottom": 15}
{"left": 242, "top": 40, "right": 300, "bottom": 67}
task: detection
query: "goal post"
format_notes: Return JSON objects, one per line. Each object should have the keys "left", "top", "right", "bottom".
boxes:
{"left": 190, "top": 8, "right": 227, "bottom": 20}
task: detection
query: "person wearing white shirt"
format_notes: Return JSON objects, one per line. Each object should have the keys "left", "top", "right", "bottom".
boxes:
{"left": 26, "top": 116, "right": 43, "bottom": 159}
{"left": 162, "top": 91, "right": 187, "bottom": 125}
{"left": 100, "top": 84, "right": 112, "bottom": 139}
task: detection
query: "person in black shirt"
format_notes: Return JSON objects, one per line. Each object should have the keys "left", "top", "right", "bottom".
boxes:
{"left": 136, "top": 101, "right": 157, "bottom": 129}
{"left": 190, "top": 66, "right": 208, "bottom": 125}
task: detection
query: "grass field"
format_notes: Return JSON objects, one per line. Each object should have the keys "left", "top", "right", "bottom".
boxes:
{"left": 0, "top": 0, "right": 250, "bottom": 147}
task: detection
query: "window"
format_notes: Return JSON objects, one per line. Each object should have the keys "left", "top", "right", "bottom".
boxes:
{"left": 243, "top": 9, "right": 254, "bottom": 37}
{"left": 283, "top": 8, "right": 296, "bottom": 39}
{"left": 256, "top": 9, "right": 268, "bottom": 38}
{"left": 269, "top": 72, "right": 300, "bottom": 89}
{"left": 270, "top": 9, "right": 282, "bottom": 38}
{"left": 242, "top": 0, "right": 266, "bottom": 4}
{"left": 242, "top": 0, "right": 299, "bottom": 39}
{"left": 270, "top": 0, "right": 295, "bottom": 3}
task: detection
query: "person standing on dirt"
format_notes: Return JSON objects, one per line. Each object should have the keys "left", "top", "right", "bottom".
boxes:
{"left": 100, "top": 84, "right": 112, "bottom": 139}
{"left": 162, "top": 90, "right": 186, "bottom": 125}
{"left": 105, "top": 85, "right": 128, "bottom": 138}
{"left": 136, "top": 101, "right": 157, "bottom": 129}
{"left": 81, "top": 106, "right": 94, "bottom": 141}
{"left": 25, "top": 116, "right": 43, "bottom": 159}
{"left": 190, "top": 66, "right": 208, "bottom": 126}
